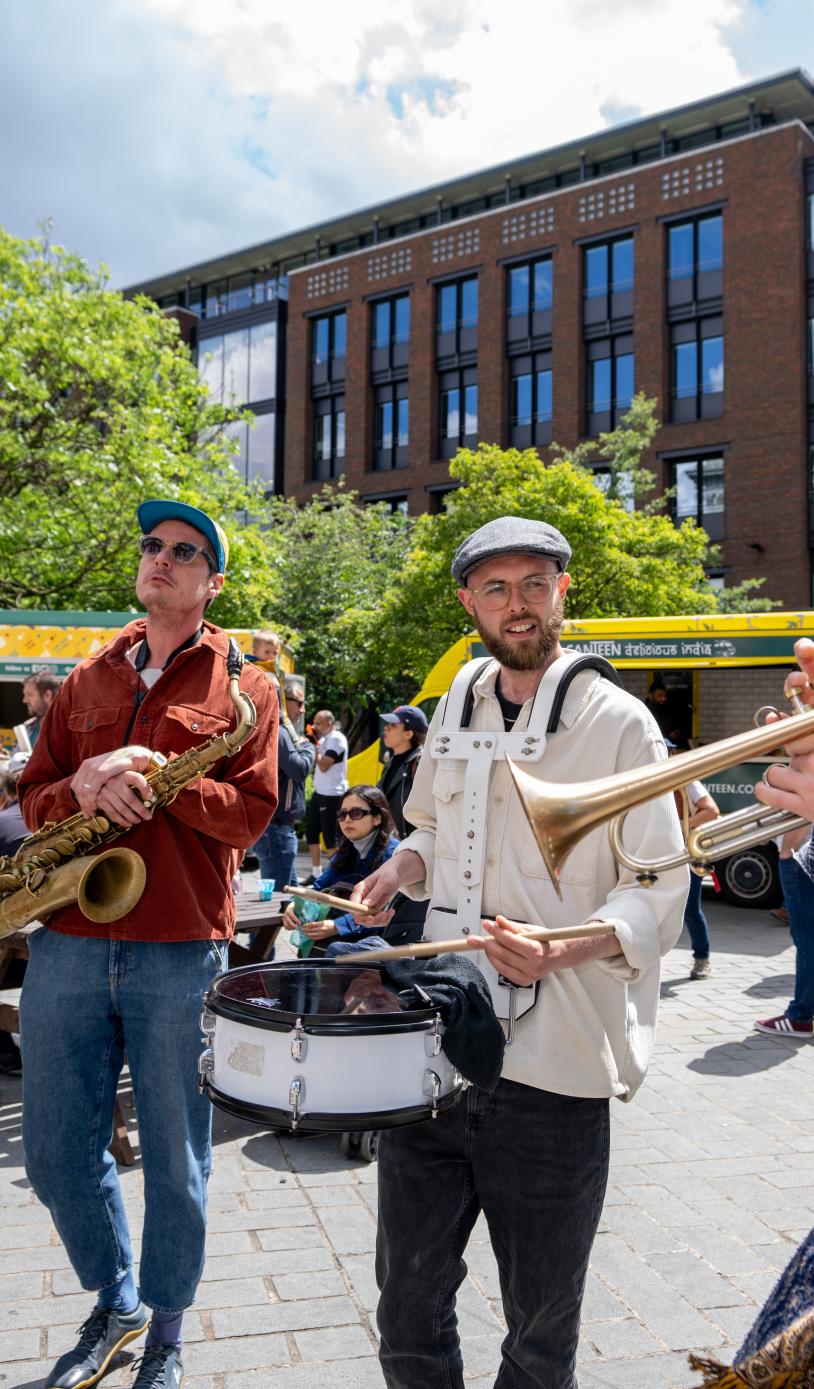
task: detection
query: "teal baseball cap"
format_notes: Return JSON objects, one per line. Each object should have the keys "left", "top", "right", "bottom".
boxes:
{"left": 137, "top": 500, "right": 229, "bottom": 574}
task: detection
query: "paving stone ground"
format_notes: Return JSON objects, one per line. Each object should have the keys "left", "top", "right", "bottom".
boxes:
{"left": 1, "top": 890, "right": 812, "bottom": 1389}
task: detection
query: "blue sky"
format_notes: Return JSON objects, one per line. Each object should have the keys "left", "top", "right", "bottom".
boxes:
{"left": 1, "top": 0, "right": 812, "bottom": 287}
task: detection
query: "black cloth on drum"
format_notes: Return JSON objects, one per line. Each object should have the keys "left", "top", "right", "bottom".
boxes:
{"left": 382, "top": 955, "right": 505, "bottom": 1092}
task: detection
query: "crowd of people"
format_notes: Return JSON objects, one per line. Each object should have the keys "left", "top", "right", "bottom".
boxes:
{"left": 2, "top": 500, "right": 814, "bottom": 1389}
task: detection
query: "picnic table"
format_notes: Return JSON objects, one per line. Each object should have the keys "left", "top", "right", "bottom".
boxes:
{"left": 229, "top": 889, "right": 288, "bottom": 967}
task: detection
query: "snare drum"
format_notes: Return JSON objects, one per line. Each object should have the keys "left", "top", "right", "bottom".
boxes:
{"left": 198, "top": 960, "right": 464, "bottom": 1133}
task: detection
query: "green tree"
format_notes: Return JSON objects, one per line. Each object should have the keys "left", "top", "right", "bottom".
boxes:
{"left": 258, "top": 485, "right": 414, "bottom": 744}
{"left": 374, "top": 410, "right": 722, "bottom": 686}
{"left": 0, "top": 226, "right": 276, "bottom": 627}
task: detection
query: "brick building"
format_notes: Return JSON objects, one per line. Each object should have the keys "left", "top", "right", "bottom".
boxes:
{"left": 129, "top": 70, "right": 814, "bottom": 608}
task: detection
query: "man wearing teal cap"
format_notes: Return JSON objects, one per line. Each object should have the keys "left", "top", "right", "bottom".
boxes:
{"left": 18, "top": 499, "right": 278, "bottom": 1389}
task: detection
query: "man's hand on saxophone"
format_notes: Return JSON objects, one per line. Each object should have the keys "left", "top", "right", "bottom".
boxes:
{"left": 71, "top": 746, "right": 157, "bottom": 825}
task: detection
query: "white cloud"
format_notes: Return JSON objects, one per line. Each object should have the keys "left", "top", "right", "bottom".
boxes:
{"left": 0, "top": 0, "right": 767, "bottom": 285}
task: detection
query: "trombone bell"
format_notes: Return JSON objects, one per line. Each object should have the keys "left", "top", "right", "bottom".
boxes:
{"left": 507, "top": 699, "right": 814, "bottom": 890}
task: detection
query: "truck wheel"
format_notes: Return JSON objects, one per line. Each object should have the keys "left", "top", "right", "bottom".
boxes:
{"left": 715, "top": 844, "right": 782, "bottom": 909}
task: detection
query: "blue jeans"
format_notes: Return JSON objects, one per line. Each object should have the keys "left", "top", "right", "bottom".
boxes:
{"left": 376, "top": 1080, "right": 610, "bottom": 1389}
{"left": 20, "top": 929, "right": 227, "bottom": 1312}
{"left": 779, "top": 856, "right": 814, "bottom": 1023}
{"left": 684, "top": 872, "right": 710, "bottom": 959}
{"left": 255, "top": 821, "right": 299, "bottom": 889}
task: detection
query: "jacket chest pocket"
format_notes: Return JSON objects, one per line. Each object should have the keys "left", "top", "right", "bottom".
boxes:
{"left": 518, "top": 816, "right": 601, "bottom": 885}
{"left": 162, "top": 704, "right": 231, "bottom": 757}
{"left": 431, "top": 765, "right": 467, "bottom": 860}
{"left": 67, "top": 706, "right": 123, "bottom": 758}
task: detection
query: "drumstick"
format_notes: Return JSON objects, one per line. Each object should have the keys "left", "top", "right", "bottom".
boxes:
{"left": 284, "top": 885, "right": 373, "bottom": 916}
{"left": 358, "top": 921, "right": 616, "bottom": 962}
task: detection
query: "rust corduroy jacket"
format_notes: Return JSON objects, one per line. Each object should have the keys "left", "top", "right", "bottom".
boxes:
{"left": 18, "top": 620, "right": 278, "bottom": 942}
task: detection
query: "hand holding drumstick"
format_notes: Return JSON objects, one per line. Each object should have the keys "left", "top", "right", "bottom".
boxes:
{"left": 360, "top": 916, "right": 619, "bottom": 982}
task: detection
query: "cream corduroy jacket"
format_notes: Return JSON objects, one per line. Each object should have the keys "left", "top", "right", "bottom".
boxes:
{"left": 395, "top": 661, "right": 689, "bottom": 1101}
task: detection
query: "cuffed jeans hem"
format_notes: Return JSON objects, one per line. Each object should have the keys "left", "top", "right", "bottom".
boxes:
{"left": 139, "top": 1296, "right": 194, "bottom": 1315}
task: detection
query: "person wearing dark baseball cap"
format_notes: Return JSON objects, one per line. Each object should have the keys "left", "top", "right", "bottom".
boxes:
{"left": 18, "top": 498, "right": 277, "bottom": 1389}
{"left": 351, "top": 512, "right": 687, "bottom": 1388}
{"left": 379, "top": 706, "right": 428, "bottom": 837}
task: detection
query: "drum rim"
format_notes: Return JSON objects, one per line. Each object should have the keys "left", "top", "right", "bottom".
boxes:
{"left": 203, "top": 1077, "right": 464, "bottom": 1133}
{"left": 207, "top": 959, "right": 446, "bottom": 1034}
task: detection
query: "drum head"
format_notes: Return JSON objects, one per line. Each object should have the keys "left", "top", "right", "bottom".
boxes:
{"left": 207, "top": 959, "right": 440, "bottom": 1034}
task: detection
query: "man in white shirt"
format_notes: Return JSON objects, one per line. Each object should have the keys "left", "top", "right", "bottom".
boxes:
{"left": 353, "top": 516, "right": 687, "bottom": 1389}
{"left": 305, "top": 709, "right": 348, "bottom": 876}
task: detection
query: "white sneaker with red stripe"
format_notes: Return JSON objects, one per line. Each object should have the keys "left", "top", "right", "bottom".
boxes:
{"left": 754, "top": 1014, "right": 813, "bottom": 1038}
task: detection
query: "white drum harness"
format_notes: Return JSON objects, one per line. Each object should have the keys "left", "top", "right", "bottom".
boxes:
{"left": 425, "top": 651, "right": 621, "bottom": 1039}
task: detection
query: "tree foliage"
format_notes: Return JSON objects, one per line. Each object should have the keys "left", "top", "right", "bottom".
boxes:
{"left": 374, "top": 408, "right": 722, "bottom": 685}
{"left": 258, "top": 486, "right": 414, "bottom": 744}
{"left": 0, "top": 227, "right": 277, "bottom": 627}
{"left": 0, "top": 231, "right": 774, "bottom": 731}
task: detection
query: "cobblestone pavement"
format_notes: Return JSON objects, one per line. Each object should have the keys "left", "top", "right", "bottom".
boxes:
{"left": 1, "top": 893, "right": 813, "bottom": 1389}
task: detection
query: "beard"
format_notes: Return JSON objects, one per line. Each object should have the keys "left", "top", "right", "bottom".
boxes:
{"left": 474, "top": 596, "right": 565, "bottom": 671}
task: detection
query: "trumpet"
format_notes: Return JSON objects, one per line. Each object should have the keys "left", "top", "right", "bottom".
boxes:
{"left": 507, "top": 689, "right": 814, "bottom": 896}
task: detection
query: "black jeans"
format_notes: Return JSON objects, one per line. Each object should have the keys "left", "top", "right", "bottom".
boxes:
{"left": 376, "top": 1080, "right": 610, "bottom": 1389}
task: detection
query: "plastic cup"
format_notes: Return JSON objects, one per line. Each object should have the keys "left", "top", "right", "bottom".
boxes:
{"left": 257, "top": 879, "right": 276, "bottom": 900}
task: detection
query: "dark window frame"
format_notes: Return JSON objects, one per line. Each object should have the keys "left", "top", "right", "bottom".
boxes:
{"left": 506, "top": 257, "right": 553, "bottom": 349}
{"left": 586, "top": 335, "right": 634, "bottom": 433}
{"left": 312, "top": 394, "right": 346, "bottom": 481}
{"left": 670, "top": 318, "right": 724, "bottom": 423}
{"left": 438, "top": 367, "right": 478, "bottom": 460}
{"left": 582, "top": 235, "right": 634, "bottom": 331}
{"left": 669, "top": 454, "right": 725, "bottom": 541}
{"left": 373, "top": 381, "right": 409, "bottom": 472}
{"left": 667, "top": 213, "right": 723, "bottom": 311}
{"left": 371, "top": 294, "right": 410, "bottom": 376}
{"left": 436, "top": 276, "right": 479, "bottom": 362}
{"left": 311, "top": 309, "right": 347, "bottom": 390}
{"left": 510, "top": 352, "right": 553, "bottom": 448}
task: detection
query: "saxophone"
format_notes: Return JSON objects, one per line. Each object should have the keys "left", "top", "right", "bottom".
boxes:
{"left": 0, "top": 640, "right": 257, "bottom": 938}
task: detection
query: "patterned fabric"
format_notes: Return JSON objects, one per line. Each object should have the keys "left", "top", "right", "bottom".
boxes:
{"left": 688, "top": 1226, "right": 814, "bottom": 1387}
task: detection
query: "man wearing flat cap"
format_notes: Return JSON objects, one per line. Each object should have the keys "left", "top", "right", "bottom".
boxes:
{"left": 354, "top": 515, "right": 686, "bottom": 1388}
{"left": 18, "top": 500, "right": 278, "bottom": 1389}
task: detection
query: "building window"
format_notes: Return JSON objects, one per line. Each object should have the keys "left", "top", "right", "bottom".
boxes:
{"left": 313, "top": 395, "right": 345, "bottom": 480}
{"left": 670, "top": 318, "right": 723, "bottom": 422}
{"left": 371, "top": 295, "right": 410, "bottom": 374}
{"left": 807, "top": 193, "right": 814, "bottom": 252}
{"left": 586, "top": 336, "right": 633, "bottom": 433}
{"left": 667, "top": 214, "right": 723, "bottom": 308}
{"left": 374, "top": 384, "right": 409, "bottom": 471}
{"left": 222, "top": 410, "right": 276, "bottom": 492}
{"left": 506, "top": 258, "right": 553, "bottom": 346}
{"left": 510, "top": 353, "right": 552, "bottom": 448}
{"left": 311, "top": 311, "right": 346, "bottom": 387}
{"left": 672, "top": 455, "right": 724, "bottom": 541}
{"left": 210, "top": 319, "right": 276, "bottom": 403}
{"left": 439, "top": 368, "right": 477, "bottom": 459}
{"left": 428, "top": 485, "right": 459, "bottom": 513}
{"left": 437, "top": 277, "right": 478, "bottom": 360}
{"left": 583, "top": 237, "right": 633, "bottom": 328}
{"left": 364, "top": 494, "right": 409, "bottom": 514}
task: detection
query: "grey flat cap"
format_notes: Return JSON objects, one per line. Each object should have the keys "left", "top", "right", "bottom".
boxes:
{"left": 451, "top": 516, "right": 571, "bottom": 584}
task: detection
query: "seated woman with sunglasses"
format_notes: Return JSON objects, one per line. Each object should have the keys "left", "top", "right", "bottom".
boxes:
{"left": 281, "top": 786, "right": 400, "bottom": 953}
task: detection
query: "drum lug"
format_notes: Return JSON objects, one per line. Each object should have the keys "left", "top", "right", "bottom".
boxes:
{"left": 425, "top": 1012, "right": 443, "bottom": 1057}
{"left": 423, "top": 1069, "right": 442, "bottom": 1118}
{"left": 289, "top": 1076, "right": 305, "bottom": 1129}
{"left": 198, "top": 1047, "right": 215, "bottom": 1093}
{"left": 291, "top": 1018, "right": 308, "bottom": 1063}
{"left": 199, "top": 1008, "right": 216, "bottom": 1039}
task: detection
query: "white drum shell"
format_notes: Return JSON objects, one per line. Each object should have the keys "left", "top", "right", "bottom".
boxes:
{"left": 210, "top": 1012, "right": 460, "bottom": 1120}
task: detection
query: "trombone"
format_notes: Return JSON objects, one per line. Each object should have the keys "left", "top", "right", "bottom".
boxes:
{"left": 507, "top": 689, "right": 814, "bottom": 897}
